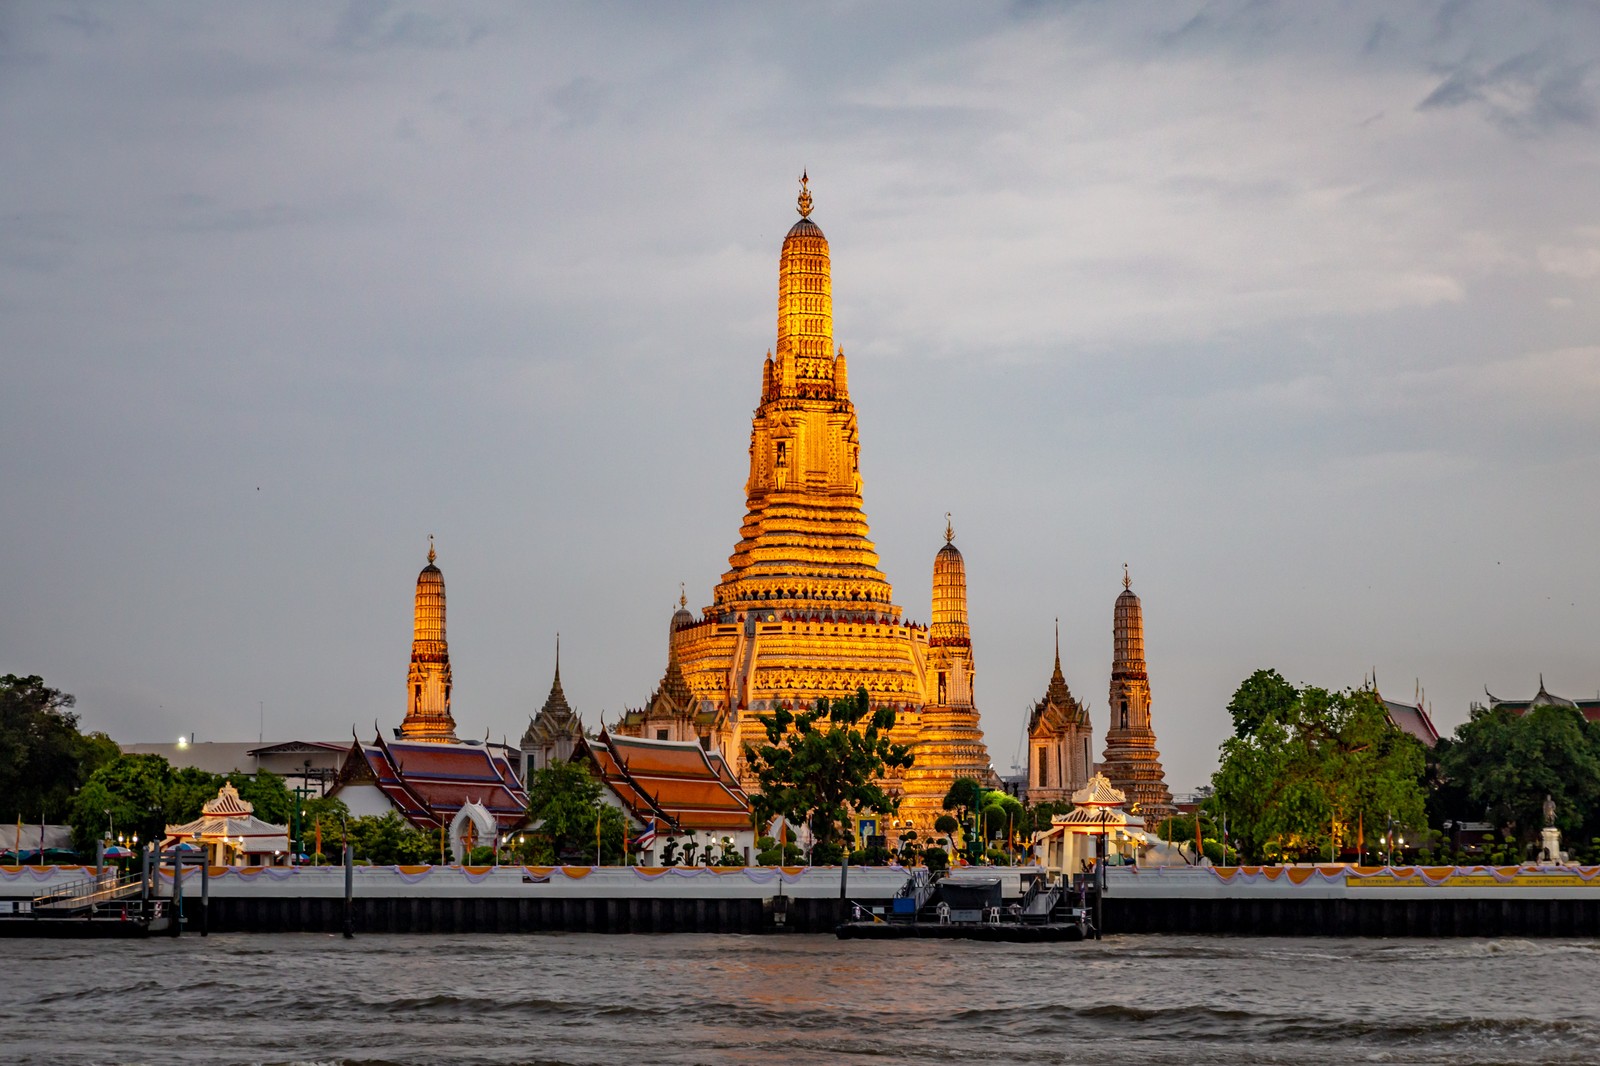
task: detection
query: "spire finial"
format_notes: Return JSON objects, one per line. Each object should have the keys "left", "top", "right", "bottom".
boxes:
{"left": 945, "top": 512, "right": 954, "bottom": 543}
{"left": 679, "top": 582, "right": 687, "bottom": 609}
{"left": 554, "top": 633, "right": 561, "bottom": 681}
{"left": 797, "top": 170, "right": 813, "bottom": 218}
{"left": 1123, "top": 562, "right": 1130, "bottom": 590}
{"left": 1054, "top": 618, "right": 1061, "bottom": 667}
{"left": 428, "top": 534, "right": 436, "bottom": 565}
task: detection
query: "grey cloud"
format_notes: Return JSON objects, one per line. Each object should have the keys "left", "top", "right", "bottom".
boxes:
{"left": 1419, "top": 47, "right": 1598, "bottom": 131}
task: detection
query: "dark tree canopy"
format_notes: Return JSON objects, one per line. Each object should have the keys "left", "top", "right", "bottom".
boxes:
{"left": 743, "top": 688, "right": 913, "bottom": 863}
{"left": 0, "top": 674, "right": 118, "bottom": 824}
{"left": 1437, "top": 703, "right": 1600, "bottom": 842}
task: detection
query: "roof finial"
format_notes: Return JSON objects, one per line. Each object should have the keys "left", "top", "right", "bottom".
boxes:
{"left": 797, "top": 170, "right": 813, "bottom": 218}
{"left": 679, "top": 582, "right": 687, "bottom": 609}
{"left": 1122, "top": 562, "right": 1130, "bottom": 590}
{"left": 1054, "top": 618, "right": 1061, "bottom": 669}
{"left": 945, "top": 512, "right": 954, "bottom": 543}
{"left": 428, "top": 533, "right": 436, "bottom": 565}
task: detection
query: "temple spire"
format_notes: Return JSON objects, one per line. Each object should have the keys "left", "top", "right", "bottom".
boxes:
{"left": 797, "top": 169, "right": 813, "bottom": 217}
{"left": 945, "top": 512, "right": 954, "bottom": 543}
{"left": 400, "top": 541, "right": 456, "bottom": 743}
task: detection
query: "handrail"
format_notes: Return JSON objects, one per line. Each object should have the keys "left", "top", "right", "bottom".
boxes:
{"left": 34, "top": 872, "right": 143, "bottom": 910}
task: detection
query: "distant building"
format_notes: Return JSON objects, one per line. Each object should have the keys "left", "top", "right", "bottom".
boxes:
{"left": 1099, "top": 569, "right": 1174, "bottom": 824}
{"left": 327, "top": 542, "right": 529, "bottom": 835}
{"left": 332, "top": 733, "right": 528, "bottom": 834}
{"left": 121, "top": 740, "right": 346, "bottom": 795}
{"left": 1377, "top": 697, "right": 1441, "bottom": 748}
{"left": 1476, "top": 676, "right": 1600, "bottom": 723}
{"left": 1024, "top": 624, "right": 1094, "bottom": 805}
{"left": 577, "top": 731, "right": 754, "bottom": 865}
{"left": 520, "top": 641, "right": 585, "bottom": 780}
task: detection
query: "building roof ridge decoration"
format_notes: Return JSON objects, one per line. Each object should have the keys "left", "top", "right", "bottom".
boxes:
{"left": 1071, "top": 772, "right": 1126, "bottom": 808}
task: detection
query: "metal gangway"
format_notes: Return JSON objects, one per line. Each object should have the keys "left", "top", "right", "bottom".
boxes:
{"left": 32, "top": 872, "right": 145, "bottom": 915}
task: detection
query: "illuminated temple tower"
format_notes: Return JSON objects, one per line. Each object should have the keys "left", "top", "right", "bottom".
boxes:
{"left": 398, "top": 538, "right": 457, "bottom": 743}
{"left": 1099, "top": 568, "right": 1173, "bottom": 821}
{"left": 897, "top": 519, "right": 992, "bottom": 831}
{"left": 1026, "top": 624, "right": 1094, "bottom": 805}
{"left": 652, "top": 176, "right": 991, "bottom": 821}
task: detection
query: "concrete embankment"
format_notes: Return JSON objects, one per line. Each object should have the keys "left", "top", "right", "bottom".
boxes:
{"left": 0, "top": 864, "right": 907, "bottom": 935}
{"left": 1101, "top": 864, "right": 1600, "bottom": 937}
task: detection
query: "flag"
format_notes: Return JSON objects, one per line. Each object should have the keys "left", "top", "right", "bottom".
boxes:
{"left": 1195, "top": 811, "right": 1204, "bottom": 864}
{"left": 596, "top": 809, "right": 604, "bottom": 861}
{"left": 314, "top": 820, "right": 322, "bottom": 866}
{"left": 634, "top": 817, "right": 659, "bottom": 852}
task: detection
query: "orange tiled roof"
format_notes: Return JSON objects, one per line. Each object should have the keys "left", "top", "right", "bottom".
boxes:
{"left": 582, "top": 732, "right": 752, "bottom": 833}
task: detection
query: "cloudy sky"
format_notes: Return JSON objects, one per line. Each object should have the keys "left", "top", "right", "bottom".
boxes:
{"left": 3, "top": 1, "right": 1598, "bottom": 793}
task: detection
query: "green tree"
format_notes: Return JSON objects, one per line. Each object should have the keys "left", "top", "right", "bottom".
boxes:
{"left": 348, "top": 812, "right": 432, "bottom": 864}
{"left": 69, "top": 753, "right": 174, "bottom": 848}
{"left": 743, "top": 688, "right": 913, "bottom": 863}
{"left": 1227, "top": 668, "right": 1300, "bottom": 739}
{"left": 525, "top": 760, "right": 611, "bottom": 862}
{"left": 233, "top": 771, "right": 295, "bottom": 826}
{"left": 1439, "top": 703, "right": 1600, "bottom": 848}
{"left": 1212, "top": 674, "right": 1426, "bottom": 863}
{"left": 0, "top": 675, "right": 119, "bottom": 825}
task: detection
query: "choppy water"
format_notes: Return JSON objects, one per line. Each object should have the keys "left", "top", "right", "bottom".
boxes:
{"left": 3, "top": 933, "right": 1598, "bottom": 1065}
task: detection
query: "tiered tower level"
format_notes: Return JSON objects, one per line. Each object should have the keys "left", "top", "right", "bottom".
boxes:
{"left": 670, "top": 178, "right": 991, "bottom": 816}
{"left": 400, "top": 538, "right": 457, "bottom": 743}
{"left": 1099, "top": 569, "right": 1173, "bottom": 821}
{"left": 897, "top": 521, "right": 992, "bottom": 831}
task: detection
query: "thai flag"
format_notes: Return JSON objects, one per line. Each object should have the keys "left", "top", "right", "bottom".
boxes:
{"left": 634, "top": 817, "right": 659, "bottom": 852}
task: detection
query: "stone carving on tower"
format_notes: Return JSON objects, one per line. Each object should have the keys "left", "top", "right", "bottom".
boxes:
{"left": 670, "top": 175, "right": 933, "bottom": 785}
{"left": 520, "top": 636, "right": 584, "bottom": 780}
{"left": 1026, "top": 622, "right": 1094, "bottom": 805}
{"left": 898, "top": 518, "right": 994, "bottom": 832}
{"left": 1099, "top": 566, "right": 1173, "bottom": 822}
{"left": 399, "top": 537, "right": 457, "bottom": 743}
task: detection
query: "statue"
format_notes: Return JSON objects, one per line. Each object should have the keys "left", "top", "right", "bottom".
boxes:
{"left": 1544, "top": 794, "right": 1557, "bottom": 828}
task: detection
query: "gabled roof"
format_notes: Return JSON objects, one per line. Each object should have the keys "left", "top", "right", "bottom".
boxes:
{"left": 1486, "top": 678, "right": 1600, "bottom": 721}
{"left": 332, "top": 734, "right": 530, "bottom": 831}
{"left": 1381, "top": 699, "right": 1441, "bottom": 748}
{"left": 580, "top": 731, "right": 751, "bottom": 833}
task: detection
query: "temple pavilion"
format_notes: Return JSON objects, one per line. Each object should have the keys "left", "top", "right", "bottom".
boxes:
{"left": 1033, "top": 774, "right": 1147, "bottom": 880}
{"left": 162, "top": 782, "right": 289, "bottom": 866}
{"left": 576, "top": 731, "right": 755, "bottom": 864}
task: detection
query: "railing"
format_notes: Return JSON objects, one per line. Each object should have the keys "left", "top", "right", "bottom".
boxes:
{"left": 33, "top": 872, "right": 144, "bottom": 912}
{"left": 895, "top": 869, "right": 934, "bottom": 912}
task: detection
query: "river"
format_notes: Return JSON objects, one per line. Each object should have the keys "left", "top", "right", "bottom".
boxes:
{"left": 3, "top": 933, "right": 1596, "bottom": 1065}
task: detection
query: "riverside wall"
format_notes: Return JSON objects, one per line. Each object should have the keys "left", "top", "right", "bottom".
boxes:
{"left": 1101, "top": 864, "right": 1600, "bottom": 937}
{"left": 0, "top": 864, "right": 907, "bottom": 935}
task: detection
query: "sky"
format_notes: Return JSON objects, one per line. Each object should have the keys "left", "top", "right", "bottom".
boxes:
{"left": 2, "top": 1, "right": 1598, "bottom": 794}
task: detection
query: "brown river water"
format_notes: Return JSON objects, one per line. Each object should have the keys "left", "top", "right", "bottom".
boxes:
{"left": 2, "top": 933, "right": 1596, "bottom": 1065}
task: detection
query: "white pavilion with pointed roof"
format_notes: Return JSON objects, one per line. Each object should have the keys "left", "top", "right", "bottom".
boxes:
{"left": 161, "top": 781, "right": 291, "bottom": 866}
{"left": 1032, "top": 772, "right": 1148, "bottom": 880}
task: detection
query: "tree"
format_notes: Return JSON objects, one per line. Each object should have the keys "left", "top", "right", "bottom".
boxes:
{"left": 743, "top": 688, "right": 913, "bottom": 864}
{"left": 1226, "top": 668, "right": 1299, "bottom": 739}
{"left": 233, "top": 771, "right": 295, "bottom": 826}
{"left": 1212, "top": 673, "right": 1427, "bottom": 863}
{"left": 69, "top": 753, "right": 174, "bottom": 848}
{"left": 348, "top": 812, "right": 432, "bottom": 864}
{"left": 0, "top": 674, "right": 119, "bottom": 825}
{"left": 525, "top": 760, "right": 613, "bottom": 862}
{"left": 1438, "top": 703, "right": 1600, "bottom": 848}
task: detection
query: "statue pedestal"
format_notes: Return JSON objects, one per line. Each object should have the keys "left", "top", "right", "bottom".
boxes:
{"left": 1541, "top": 825, "right": 1562, "bottom": 864}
